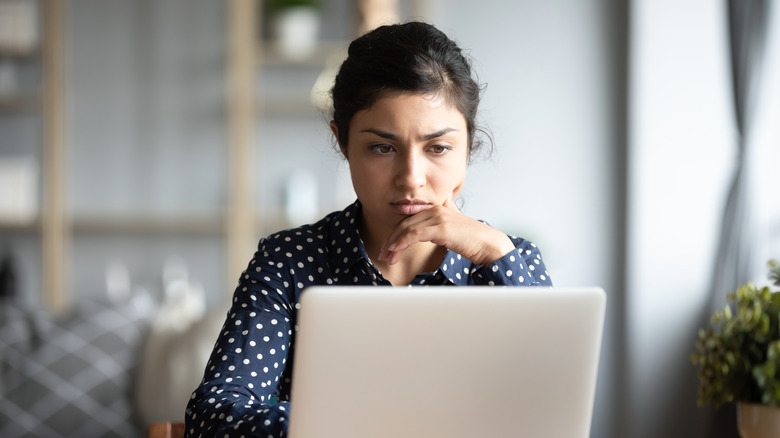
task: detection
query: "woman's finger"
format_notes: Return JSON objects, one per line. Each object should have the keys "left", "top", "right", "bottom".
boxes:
{"left": 379, "top": 207, "right": 446, "bottom": 261}
{"left": 442, "top": 193, "right": 462, "bottom": 212}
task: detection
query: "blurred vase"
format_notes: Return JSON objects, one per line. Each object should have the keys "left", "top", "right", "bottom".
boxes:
{"left": 271, "top": 6, "right": 320, "bottom": 62}
{"left": 738, "top": 403, "right": 780, "bottom": 438}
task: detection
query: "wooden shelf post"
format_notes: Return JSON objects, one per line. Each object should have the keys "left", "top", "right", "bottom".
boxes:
{"left": 226, "top": 0, "right": 258, "bottom": 294}
{"left": 41, "top": 0, "right": 68, "bottom": 313}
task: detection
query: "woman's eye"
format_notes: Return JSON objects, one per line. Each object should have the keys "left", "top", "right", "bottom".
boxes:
{"left": 429, "top": 145, "right": 451, "bottom": 154}
{"left": 370, "top": 144, "right": 394, "bottom": 154}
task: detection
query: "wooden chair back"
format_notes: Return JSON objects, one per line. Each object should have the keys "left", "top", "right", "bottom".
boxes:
{"left": 147, "top": 422, "right": 185, "bottom": 438}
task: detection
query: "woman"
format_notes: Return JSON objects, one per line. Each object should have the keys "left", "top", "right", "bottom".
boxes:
{"left": 185, "top": 22, "right": 551, "bottom": 437}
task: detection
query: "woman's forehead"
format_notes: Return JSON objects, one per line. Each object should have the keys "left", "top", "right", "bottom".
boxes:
{"left": 354, "top": 92, "right": 464, "bottom": 124}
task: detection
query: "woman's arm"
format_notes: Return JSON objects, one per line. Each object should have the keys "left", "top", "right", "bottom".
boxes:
{"left": 378, "top": 197, "right": 552, "bottom": 286}
{"left": 185, "top": 238, "right": 296, "bottom": 438}
{"left": 378, "top": 197, "right": 531, "bottom": 268}
{"left": 469, "top": 236, "right": 553, "bottom": 286}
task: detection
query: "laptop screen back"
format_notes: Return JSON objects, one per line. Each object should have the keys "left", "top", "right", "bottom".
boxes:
{"left": 288, "top": 286, "right": 606, "bottom": 438}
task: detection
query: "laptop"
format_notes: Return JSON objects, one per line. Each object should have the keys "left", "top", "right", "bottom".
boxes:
{"left": 288, "top": 286, "right": 606, "bottom": 438}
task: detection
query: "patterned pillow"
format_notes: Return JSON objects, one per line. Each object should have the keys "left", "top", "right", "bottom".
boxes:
{"left": 0, "top": 295, "right": 154, "bottom": 438}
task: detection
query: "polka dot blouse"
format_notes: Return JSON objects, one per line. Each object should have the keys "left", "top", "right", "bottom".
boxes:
{"left": 184, "top": 201, "right": 552, "bottom": 437}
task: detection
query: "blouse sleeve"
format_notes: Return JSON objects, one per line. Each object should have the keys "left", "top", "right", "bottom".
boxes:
{"left": 471, "top": 237, "right": 552, "bottom": 286}
{"left": 185, "top": 238, "right": 295, "bottom": 438}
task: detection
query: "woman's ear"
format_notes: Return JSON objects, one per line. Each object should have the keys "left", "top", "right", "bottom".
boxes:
{"left": 330, "top": 121, "right": 347, "bottom": 158}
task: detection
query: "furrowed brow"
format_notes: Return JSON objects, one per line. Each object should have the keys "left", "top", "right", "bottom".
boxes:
{"left": 421, "top": 128, "right": 458, "bottom": 141}
{"left": 360, "top": 129, "right": 400, "bottom": 141}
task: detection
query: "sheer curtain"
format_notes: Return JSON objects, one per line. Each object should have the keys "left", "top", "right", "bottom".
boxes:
{"left": 706, "top": 1, "right": 772, "bottom": 436}
{"left": 708, "top": 0, "right": 771, "bottom": 313}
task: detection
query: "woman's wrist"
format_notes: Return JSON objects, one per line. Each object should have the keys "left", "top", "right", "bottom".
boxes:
{"left": 473, "top": 227, "right": 515, "bottom": 266}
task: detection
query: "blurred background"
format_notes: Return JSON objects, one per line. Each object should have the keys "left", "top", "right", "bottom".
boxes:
{"left": 1, "top": 0, "right": 779, "bottom": 437}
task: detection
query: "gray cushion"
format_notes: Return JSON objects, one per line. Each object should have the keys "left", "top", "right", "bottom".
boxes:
{"left": 0, "top": 295, "right": 154, "bottom": 438}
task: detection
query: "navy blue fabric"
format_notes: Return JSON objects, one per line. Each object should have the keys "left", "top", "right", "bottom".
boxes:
{"left": 185, "top": 201, "right": 551, "bottom": 437}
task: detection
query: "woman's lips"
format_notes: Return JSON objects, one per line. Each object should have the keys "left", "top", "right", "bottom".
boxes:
{"left": 390, "top": 201, "right": 432, "bottom": 215}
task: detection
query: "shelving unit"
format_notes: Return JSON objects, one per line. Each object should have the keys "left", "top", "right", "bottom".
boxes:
{"left": 1, "top": 0, "right": 430, "bottom": 311}
{"left": 0, "top": 0, "right": 67, "bottom": 312}
{"left": 0, "top": 94, "right": 39, "bottom": 110}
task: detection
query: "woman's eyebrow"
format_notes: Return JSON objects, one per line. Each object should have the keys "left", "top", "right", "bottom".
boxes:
{"left": 360, "top": 128, "right": 399, "bottom": 140}
{"left": 360, "top": 127, "right": 458, "bottom": 141}
{"left": 421, "top": 128, "right": 458, "bottom": 141}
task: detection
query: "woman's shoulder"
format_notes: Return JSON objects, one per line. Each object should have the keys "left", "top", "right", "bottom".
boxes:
{"left": 258, "top": 202, "right": 359, "bottom": 250}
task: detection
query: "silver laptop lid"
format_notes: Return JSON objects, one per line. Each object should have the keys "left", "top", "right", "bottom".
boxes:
{"left": 288, "top": 286, "right": 606, "bottom": 438}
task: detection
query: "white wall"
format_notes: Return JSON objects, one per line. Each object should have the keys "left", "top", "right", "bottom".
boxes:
{"left": 627, "top": 0, "right": 737, "bottom": 436}
{"left": 432, "top": 1, "right": 618, "bottom": 289}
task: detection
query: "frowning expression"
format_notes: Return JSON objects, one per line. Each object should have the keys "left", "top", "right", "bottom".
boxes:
{"left": 333, "top": 92, "right": 469, "bottom": 236}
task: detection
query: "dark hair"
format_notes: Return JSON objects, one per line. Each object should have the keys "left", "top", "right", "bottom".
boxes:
{"left": 330, "top": 22, "right": 489, "bottom": 158}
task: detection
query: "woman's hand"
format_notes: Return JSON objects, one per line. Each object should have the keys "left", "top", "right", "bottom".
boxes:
{"left": 377, "top": 196, "right": 515, "bottom": 267}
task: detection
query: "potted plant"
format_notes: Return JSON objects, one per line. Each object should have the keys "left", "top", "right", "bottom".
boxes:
{"left": 267, "top": 0, "right": 321, "bottom": 61}
{"left": 691, "top": 260, "right": 780, "bottom": 438}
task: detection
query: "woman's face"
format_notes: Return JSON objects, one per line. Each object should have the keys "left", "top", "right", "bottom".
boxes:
{"left": 334, "top": 92, "right": 469, "bottom": 236}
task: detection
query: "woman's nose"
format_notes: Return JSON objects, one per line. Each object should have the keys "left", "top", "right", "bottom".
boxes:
{"left": 395, "top": 152, "right": 425, "bottom": 189}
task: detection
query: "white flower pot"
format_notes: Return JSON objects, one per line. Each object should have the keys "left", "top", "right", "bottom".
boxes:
{"left": 738, "top": 402, "right": 780, "bottom": 438}
{"left": 271, "top": 7, "right": 320, "bottom": 62}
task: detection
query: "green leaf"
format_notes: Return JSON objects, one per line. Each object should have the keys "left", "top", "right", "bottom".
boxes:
{"left": 691, "top": 259, "right": 780, "bottom": 407}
